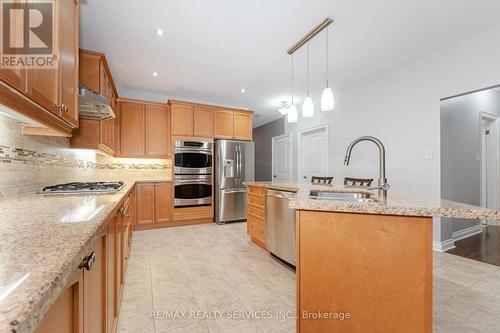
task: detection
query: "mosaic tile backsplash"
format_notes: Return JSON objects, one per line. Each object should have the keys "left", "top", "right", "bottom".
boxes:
{"left": 0, "top": 113, "right": 171, "bottom": 198}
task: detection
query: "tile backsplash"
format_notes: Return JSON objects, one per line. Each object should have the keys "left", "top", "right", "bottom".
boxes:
{"left": 0, "top": 113, "right": 171, "bottom": 198}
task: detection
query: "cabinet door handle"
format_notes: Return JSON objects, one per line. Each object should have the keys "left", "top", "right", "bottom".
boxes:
{"left": 79, "top": 252, "right": 96, "bottom": 271}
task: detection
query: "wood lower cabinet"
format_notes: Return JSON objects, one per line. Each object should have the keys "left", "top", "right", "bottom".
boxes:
{"left": 83, "top": 235, "right": 105, "bottom": 333}
{"left": 36, "top": 269, "right": 83, "bottom": 333}
{"left": 246, "top": 186, "right": 266, "bottom": 249}
{"left": 36, "top": 187, "right": 137, "bottom": 333}
{"left": 136, "top": 182, "right": 172, "bottom": 228}
{"left": 137, "top": 183, "right": 155, "bottom": 225}
{"left": 155, "top": 182, "right": 172, "bottom": 223}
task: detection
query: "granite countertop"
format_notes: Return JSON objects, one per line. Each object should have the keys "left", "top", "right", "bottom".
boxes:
{"left": 244, "top": 181, "right": 500, "bottom": 220}
{"left": 0, "top": 177, "right": 170, "bottom": 333}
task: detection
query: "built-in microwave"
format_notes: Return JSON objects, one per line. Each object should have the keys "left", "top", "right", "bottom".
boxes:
{"left": 174, "top": 174, "right": 212, "bottom": 207}
{"left": 174, "top": 140, "right": 213, "bottom": 175}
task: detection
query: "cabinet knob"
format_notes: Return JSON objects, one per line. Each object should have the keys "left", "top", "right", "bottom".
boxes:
{"left": 79, "top": 252, "right": 96, "bottom": 271}
{"left": 303, "top": 176, "right": 307, "bottom": 179}
{"left": 56, "top": 104, "right": 69, "bottom": 112}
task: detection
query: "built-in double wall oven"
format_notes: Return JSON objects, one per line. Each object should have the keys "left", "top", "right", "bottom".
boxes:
{"left": 174, "top": 140, "right": 213, "bottom": 208}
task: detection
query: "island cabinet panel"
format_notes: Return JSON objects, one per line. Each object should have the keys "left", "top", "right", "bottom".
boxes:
{"left": 106, "top": 213, "right": 118, "bottom": 333}
{"left": 233, "top": 111, "right": 252, "bottom": 140}
{"left": 193, "top": 106, "right": 214, "bottom": 137}
{"left": 36, "top": 269, "right": 83, "bottom": 333}
{"left": 246, "top": 186, "right": 266, "bottom": 249}
{"left": 213, "top": 109, "right": 234, "bottom": 139}
{"left": 296, "top": 211, "right": 433, "bottom": 333}
{"left": 146, "top": 104, "right": 169, "bottom": 157}
{"left": 171, "top": 103, "right": 194, "bottom": 136}
{"left": 120, "top": 101, "right": 146, "bottom": 156}
{"left": 137, "top": 183, "right": 155, "bottom": 225}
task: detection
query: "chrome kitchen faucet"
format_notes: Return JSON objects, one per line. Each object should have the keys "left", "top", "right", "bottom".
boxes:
{"left": 344, "top": 136, "right": 390, "bottom": 201}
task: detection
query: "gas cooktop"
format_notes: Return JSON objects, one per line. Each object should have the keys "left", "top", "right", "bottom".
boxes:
{"left": 40, "top": 181, "right": 125, "bottom": 194}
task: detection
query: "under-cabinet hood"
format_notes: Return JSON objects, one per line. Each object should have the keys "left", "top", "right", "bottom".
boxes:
{"left": 78, "top": 87, "right": 115, "bottom": 120}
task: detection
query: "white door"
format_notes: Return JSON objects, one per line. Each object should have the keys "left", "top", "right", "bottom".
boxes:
{"left": 272, "top": 135, "right": 292, "bottom": 182}
{"left": 298, "top": 125, "right": 328, "bottom": 183}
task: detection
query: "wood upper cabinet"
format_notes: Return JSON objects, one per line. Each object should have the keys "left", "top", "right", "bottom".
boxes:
{"left": 120, "top": 101, "right": 146, "bottom": 156}
{"left": 155, "top": 182, "right": 172, "bottom": 223}
{"left": 79, "top": 49, "right": 117, "bottom": 98}
{"left": 234, "top": 111, "right": 253, "bottom": 140}
{"left": 58, "top": 0, "right": 79, "bottom": 127}
{"left": 214, "top": 109, "right": 234, "bottom": 138}
{"left": 0, "top": 1, "right": 26, "bottom": 92}
{"left": 70, "top": 117, "right": 115, "bottom": 155}
{"left": 193, "top": 106, "right": 214, "bottom": 137}
{"left": 137, "top": 183, "right": 155, "bottom": 225}
{"left": 171, "top": 103, "right": 194, "bottom": 136}
{"left": 0, "top": 0, "right": 79, "bottom": 135}
{"left": 146, "top": 104, "right": 169, "bottom": 157}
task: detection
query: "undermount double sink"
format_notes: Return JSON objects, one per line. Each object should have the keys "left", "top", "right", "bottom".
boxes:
{"left": 309, "top": 190, "right": 377, "bottom": 203}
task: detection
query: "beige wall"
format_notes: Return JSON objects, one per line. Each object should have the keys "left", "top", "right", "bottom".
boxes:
{"left": 0, "top": 114, "right": 171, "bottom": 198}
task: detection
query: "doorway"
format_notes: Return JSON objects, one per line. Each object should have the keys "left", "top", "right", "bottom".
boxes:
{"left": 272, "top": 134, "right": 292, "bottom": 182}
{"left": 297, "top": 124, "right": 329, "bottom": 183}
{"left": 480, "top": 113, "right": 500, "bottom": 226}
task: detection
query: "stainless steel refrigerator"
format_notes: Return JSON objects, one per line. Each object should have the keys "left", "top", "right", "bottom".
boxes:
{"left": 215, "top": 140, "right": 255, "bottom": 224}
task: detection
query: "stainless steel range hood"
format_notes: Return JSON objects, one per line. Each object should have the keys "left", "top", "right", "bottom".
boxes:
{"left": 78, "top": 87, "right": 115, "bottom": 120}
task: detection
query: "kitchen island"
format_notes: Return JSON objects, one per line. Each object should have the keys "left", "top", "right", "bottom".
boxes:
{"left": 245, "top": 181, "right": 500, "bottom": 333}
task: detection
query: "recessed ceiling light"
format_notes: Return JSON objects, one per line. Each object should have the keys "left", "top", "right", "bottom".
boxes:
{"left": 156, "top": 29, "right": 164, "bottom": 36}
{"left": 152, "top": 72, "right": 159, "bottom": 77}
{"left": 240, "top": 88, "right": 245, "bottom": 93}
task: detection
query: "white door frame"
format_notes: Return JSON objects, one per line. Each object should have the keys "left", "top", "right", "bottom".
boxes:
{"left": 297, "top": 124, "right": 329, "bottom": 183}
{"left": 271, "top": 134, "right": 292, "bottom": 182}
{"left": 480, "top": 112, "right": 500, "bottom": 225}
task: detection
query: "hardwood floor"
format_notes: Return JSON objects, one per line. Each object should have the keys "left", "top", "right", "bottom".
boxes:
{"left": 447, "top": 225, "right": 500, "bottom": 266}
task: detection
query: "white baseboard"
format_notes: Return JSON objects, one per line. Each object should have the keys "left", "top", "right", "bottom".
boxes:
{"left": 433, "top": 239, "right": 456, "bottom": 252}
{"left": 452, "top": 224, "right": 484, "bottom": 242}
{"left": 433, "top": 224, "right": 484, "bottom": 252}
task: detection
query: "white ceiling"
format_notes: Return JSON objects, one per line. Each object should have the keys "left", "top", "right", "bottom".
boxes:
{"left": 80, "top": 0, "right": 500, "bottom": 127}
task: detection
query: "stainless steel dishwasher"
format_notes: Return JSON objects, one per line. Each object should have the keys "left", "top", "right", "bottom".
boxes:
{"left": 265, "top": 189, "right": 297, "bottom": 266}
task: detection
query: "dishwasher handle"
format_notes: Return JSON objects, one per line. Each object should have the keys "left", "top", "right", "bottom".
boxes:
{"left": 265, "top": 190, "right": 296, "bottom": 200}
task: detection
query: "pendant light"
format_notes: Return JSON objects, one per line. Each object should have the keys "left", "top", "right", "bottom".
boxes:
{"left": 288, "top": 55, "right": 298, "bottom": 123}
{"left": 321, "top": 27, "right": 335, "bottom": 111}
{"left": 302, "top": 43, "right": 314, "bottom": 117}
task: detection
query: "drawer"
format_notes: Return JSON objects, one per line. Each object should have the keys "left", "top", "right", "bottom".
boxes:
{"left": 248, "top": 204, "right": 264, "bottom": 220}
{"left": 247, "top": 216, "right": 265, "bottom": 242}
{"left": 248, "top": 193, "right": 265, "bottom": 207}
{"left": 247, "top": 186, "right": 265, "bottom": 195}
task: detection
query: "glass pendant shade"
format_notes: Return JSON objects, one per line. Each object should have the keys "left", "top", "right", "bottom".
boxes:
{"left": 287, "top": 104, "right": 298, "bottom": 123}
{"left": 321, "top": 87, "right": 335, "bottom": 111}
{"left": 302, "top": 96, "right": 314, "bottom": 117}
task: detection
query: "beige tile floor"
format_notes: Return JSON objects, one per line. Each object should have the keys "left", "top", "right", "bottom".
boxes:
{"left": 117, "top": 223, "right": 500, "bottom": 333}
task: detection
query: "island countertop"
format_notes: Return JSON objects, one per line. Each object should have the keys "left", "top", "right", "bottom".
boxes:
{"left": 0, "top": 177, "right": 170, "bottom": 333}
{"left": 244, "top": 181, "right": 500, "bottom": 220}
